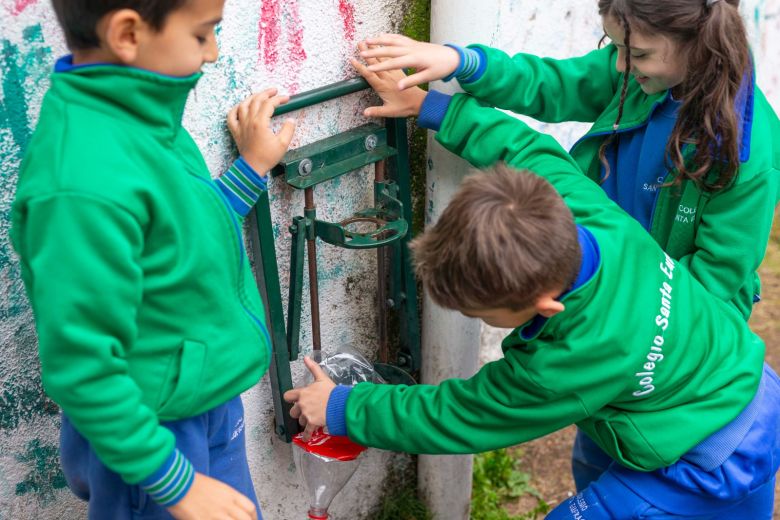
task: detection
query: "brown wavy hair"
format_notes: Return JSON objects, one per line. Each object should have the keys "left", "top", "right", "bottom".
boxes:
{"left": 597, "top": 0, "right": 751, "bottom": 191}
{"left": 410, "top": 165, "right": 581, "bottom": 312}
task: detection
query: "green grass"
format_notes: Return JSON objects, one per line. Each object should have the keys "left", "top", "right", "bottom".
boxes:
{"left": 374, "top": 485, "right": 432, "bottom": 520}
{"left": 471, "top": 449, "right": 550, "bottom": 520}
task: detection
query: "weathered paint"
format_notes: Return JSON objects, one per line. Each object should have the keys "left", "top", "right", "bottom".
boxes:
{"left": 258, "top": 0, "right": 281, "bottom": 67}
{"left": 10, "top": 0, "right": 37, "bottom": 16}
{"left": 339, "top": 0, "right": 357, "bottom": 42}
{"left": 14, "top": 439, "right": 67, "bottom": 502}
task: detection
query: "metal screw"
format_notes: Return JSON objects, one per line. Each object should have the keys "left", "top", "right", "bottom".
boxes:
{"left": 365, "top": 134, "right": 378, "bottom": 151}
{"left": 275, "top": 425, "right": 286, "bottom": 436}
{"left": 386, "top": 298, "right": 395, "bottom": 308}
{"left": 298, "top": 159, "right": 313, "bottom": 176}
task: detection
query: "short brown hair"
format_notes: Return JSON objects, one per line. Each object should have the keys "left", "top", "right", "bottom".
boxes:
{"left": 51, "top": 0, "right": 188, "bottom": 50}
{"left": 410, "top": 164, "right": 581, "bottom": 311}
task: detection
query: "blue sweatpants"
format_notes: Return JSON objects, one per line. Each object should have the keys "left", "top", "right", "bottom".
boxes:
{"left": 552, "top": 364, "right": 780, "bottom": 519}
{"left": 60, "top": 395, "right": 261, "bottom": 519}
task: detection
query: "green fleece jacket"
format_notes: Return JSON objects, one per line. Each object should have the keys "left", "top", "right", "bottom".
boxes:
{"left": 344, "top": 94, "right": 764, "bottom": 472}
{"left": 459, "top": 43, "right": 780, "bottom": 320}
{"left": 10, "top": 65, "right": 270, "bottom": 484}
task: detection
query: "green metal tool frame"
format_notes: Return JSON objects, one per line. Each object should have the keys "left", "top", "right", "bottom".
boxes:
{"left": 247, "top": 78, "right": 421, "bottom": 442}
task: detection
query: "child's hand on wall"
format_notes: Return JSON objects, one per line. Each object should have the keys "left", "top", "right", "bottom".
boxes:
{"left": 360, "top": 33, "right": 460, "bottom": 90}
{"left": 284, "top": 357, "right": 336, "bottom": 441}
{"left": 227, "top": 88, "right": 297, "bottom": 175}
{"left": 168, "top": 472, "right": 257, "bottom": 520}
{"left": 352, "top": 41, "right": 426, "bottom": 118}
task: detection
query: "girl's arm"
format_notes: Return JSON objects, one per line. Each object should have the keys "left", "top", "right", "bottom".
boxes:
{"left": 361, "top": 34, "right": 621, "bottom": 123}
{"left": 677, "top": 171, "right": 779, "bottom": 319}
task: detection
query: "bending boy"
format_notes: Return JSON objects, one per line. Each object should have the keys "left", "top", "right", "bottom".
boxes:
{"left": 284, "top": 60, "right": 780, "bottom": 518}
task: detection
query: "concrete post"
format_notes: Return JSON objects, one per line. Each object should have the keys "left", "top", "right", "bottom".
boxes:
{"left": 417, "top": 1, "right": 503, "bottom": 518}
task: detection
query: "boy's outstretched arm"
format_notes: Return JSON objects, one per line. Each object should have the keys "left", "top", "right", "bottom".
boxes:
{"left": 285, "top": 348, "right": 617, "bottom": 454}
{"left": 215, "top": 89, "right": 297, "bottom": 218}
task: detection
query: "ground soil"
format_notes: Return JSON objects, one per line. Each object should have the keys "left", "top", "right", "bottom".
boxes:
{"left": 507, "top": 213, "right": 780, "bottom": 518}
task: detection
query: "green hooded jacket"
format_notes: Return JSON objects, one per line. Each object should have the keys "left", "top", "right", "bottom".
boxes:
{"left": 11, "top": 65, "right": 270, "bottom": 484}
{"left": 344, "top": 94, "right": 763, "bottom": 472}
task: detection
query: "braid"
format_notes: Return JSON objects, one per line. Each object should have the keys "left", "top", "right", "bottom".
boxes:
{"left": 598, "top": 14, "right": 632, "bottom": 183}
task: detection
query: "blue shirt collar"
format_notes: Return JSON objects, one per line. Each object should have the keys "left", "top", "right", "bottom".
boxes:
{"left": 54, "top": 54, "right": 200, "bottom": 81}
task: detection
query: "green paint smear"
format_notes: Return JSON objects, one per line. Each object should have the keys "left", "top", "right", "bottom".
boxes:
{"left": 1, "top": 372, "right": 58, "bottom": 431}
{"left": 14, "top": 439, "right": 68, "bottom": 504}
{"left": 0, "top": 24, "right": 52, "bottom": 160}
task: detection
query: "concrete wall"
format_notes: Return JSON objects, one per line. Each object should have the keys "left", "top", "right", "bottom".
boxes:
{"left": 479, "top": 0, "right": 780, "bottom": 365}
{"left": 0, "top": 1, "right": 416, "bottom": 518}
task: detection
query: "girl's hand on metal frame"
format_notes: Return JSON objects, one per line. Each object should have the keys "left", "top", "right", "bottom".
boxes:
{"left": 360, "top": 33, "right": 460, "bottom": 90}
{"left": 352, "top": 41, "right": 427, "bottom": 118}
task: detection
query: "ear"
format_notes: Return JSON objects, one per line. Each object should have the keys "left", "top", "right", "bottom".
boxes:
{"left": 102, "top": 9, "right": 146, "bottom": 64}
{"left": 534, "top": 292, "right": 565, "bottom": 318}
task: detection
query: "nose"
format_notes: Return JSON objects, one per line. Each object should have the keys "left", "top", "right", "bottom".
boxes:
{"left": 204, "top": 35, "right": 219, "bottom": 63}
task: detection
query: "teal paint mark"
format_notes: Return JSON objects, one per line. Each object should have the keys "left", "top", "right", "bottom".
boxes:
{"left": 315, "top": 260, "right": 346, "bottom": 283}
{"left": 0, "top": 371, "right": 57, "bottom": 431}
{"left": 14, "top": 439, "right": 67, "bottom": 504}
{"left": 0, "top": 24, "right": 52, "bottom": 161}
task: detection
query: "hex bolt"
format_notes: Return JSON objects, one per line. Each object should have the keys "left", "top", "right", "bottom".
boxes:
{"left": 298, "top": 159, "right": 313, "bottom": 176}
{"left": 386, "top": 298, "right": 395, "bottom": 307}
{"left": 365, "top": 134, "right": 378, "bottom": 151}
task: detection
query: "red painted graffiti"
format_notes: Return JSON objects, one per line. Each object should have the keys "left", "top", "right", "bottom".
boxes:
{"left": 287, "top": 1, "right": 307, "bottom": 66}
{"left": 12, "top": 0, "right": 38, "bottom": 15}
{"left": 257, "top": 0, "right": 307, "bottom": 93}
{"left": 338, "top": 0, "right": 356, "bottom": 41}
{"left": 258, "top": 0, "right": 282, "bottom": 67}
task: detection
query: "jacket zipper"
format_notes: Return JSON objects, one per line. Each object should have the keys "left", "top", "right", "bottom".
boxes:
{"left": 193, "top": 174, "right": 272, "bottom": 349}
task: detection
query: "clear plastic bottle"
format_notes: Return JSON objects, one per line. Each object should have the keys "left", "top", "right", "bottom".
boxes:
{"left": 292, "top": 430, "right": 365, "bottom": 519}
{"left": 292, "top": 349, "right": 382, "bottom": 519}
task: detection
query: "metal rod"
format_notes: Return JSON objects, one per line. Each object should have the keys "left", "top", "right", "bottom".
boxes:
{"left": 375, "top": 161, "right": 389, "bottom": 363}
{"left": 274, "top": 77, "right": 370, "bottom": 117}
{"left": 305, "top": 188, "right": 322, "bottom": 350}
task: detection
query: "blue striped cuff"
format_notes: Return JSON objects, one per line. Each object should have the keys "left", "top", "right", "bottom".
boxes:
{"left": 418, "top": 90, "right": 453, "bottom": 132}
{"left": 326, "top": 385, "right": 353, "bottom": 436}
{"left": 214, "top": 156, "right": 268, "bottom": 217}
{"left": 139, "top": 448, "right": 195, "bottom": 507}
{"left": 442, "top": 44, "right": 487, "bottom": 84}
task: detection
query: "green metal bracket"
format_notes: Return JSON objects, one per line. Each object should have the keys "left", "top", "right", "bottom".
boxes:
{"left": 248, "top": 78, "right": 421, "bottom": 443}
{"left": 272, "top": 124, "right": 395, "bottom": 189}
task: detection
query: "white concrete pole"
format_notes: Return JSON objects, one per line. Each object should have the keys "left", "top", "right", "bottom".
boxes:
{"left": 417, "top": 1, "right": 503, "bottom": 518}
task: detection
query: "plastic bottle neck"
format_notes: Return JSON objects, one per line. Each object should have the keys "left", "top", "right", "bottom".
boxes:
{"left": 308, "top": 508, "right": 329, "bottom": 520}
